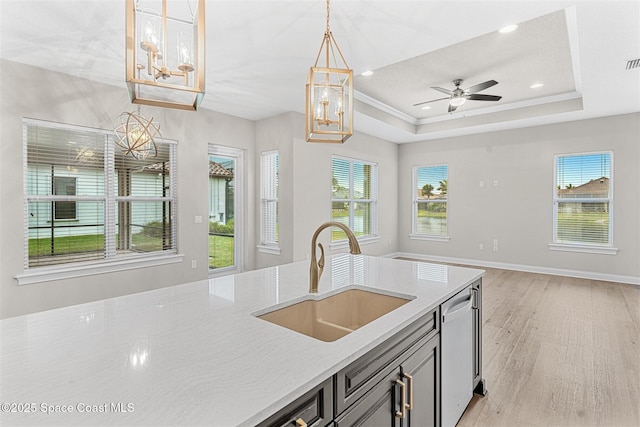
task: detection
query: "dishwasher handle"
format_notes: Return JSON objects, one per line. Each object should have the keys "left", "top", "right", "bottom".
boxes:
{"left": 442, "top": 295, "right": 472, "bottom": 324}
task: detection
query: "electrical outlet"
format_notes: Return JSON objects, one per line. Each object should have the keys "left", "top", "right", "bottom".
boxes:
{"left": 194, "top": 215, "right": 202, "bottom": 224}
{"left": 479, "top": 181, "right": 484, "bottom": 188}
{"left": 191, "top": 260, "right": 197, "bottom": 269}
{"left": 493, "top": 239, "right": 498, "bottom": 252}
{"left": 479, "top": 243, "right": 484, "bottom": 250}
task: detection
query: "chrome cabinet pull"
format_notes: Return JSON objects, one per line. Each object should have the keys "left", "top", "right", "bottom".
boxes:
{"left": 395, "top": 379, "right": 406, "bottom": 418}
{"left": 403, "top": 373, "right": 414, "bottom": 410}
{"left": 295, "top": 418, "right": 307, "bottom": 427}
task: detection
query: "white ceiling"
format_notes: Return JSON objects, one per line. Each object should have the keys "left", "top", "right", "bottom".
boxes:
{"left": 1, "top": 0, "right": 639, "bottom": 143}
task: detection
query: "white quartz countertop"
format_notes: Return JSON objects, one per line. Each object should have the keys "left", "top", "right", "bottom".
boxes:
{"left": 0, "top": 255, "right": 483, "bottom": 426}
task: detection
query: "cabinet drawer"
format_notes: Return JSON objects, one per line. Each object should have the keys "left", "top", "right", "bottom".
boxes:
{"left": 335, "top": 308, "right": 439, "bottom": 415}
{"left": 258, "top": 378, "right": 333, "bottom": 427}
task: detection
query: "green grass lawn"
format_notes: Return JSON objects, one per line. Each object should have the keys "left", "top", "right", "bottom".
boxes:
{"left": 209, "top": 234, "right": 234, "bottom": 269}
{"left": 557, "top": 212, "right": 609, "bottom": 244}
{"left": 28, "top": 233, "right": 169, "bottom": 257}
{"left": 28, "top": 234, "right": 104, "bottom": 256}
{"left": 417, "top": 211, "right": 446, "bottom": 218}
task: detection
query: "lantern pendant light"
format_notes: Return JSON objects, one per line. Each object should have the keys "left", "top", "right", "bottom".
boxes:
{"left": 306, "top": 0, "right": 353, "bottom": 143}
{"left": 126, "top": 0, "right": 205, "bottom": 111}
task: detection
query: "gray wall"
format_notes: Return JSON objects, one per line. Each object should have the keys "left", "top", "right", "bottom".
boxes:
{"left": 0, "top": 59, "right": 256, "bottom": 318}
{"left": 398, "top": 113, "right": 640, "bottom": 281}
{"left": 292, "top": 118, "right": 399, "bottom": 261}
{"left": 254, "top": 112, "right": 400, "bottom": 269}
{"left": 2, "top": 58, "right": 637, "bottom": 318}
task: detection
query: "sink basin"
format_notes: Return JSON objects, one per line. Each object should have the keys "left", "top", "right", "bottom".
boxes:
{"left": 255, "top": 288, "right": 413, "bottom": 342}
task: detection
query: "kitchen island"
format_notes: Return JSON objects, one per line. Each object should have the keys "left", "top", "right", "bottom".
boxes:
{"left": 0, "top": 255, "right": 483, "bottom": 426}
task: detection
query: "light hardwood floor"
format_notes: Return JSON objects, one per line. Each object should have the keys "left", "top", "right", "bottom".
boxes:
{"left": 408, "top": 261, "right": 640, "bottom": 427}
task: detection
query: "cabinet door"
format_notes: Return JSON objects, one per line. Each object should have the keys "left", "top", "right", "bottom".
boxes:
{"left": 400, "top": 334, "right": 440, "bottom": 427}
{"left": 257, "top": 378, "right": 333, "bottom": 427}
{"left": 334, "top": 369, "right": 401, "bottom": 427}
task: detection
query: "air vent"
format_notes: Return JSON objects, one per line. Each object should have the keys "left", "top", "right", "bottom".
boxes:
{"left": 626, "top": 58, "right": 640, "bottom": 70}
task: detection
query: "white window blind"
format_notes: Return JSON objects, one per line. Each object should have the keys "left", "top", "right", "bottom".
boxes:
{"left": 260, "top": 150, "right": 279, "bottom": 247}
{"left": 331, "top": 156, "right": 377, "bottom": 242}
{"left": 554, "top": 152, "right": 612, "bottom": 246}
{"left": 413, "top": 165, "right": 448, "bottom": 237}
{"left": 24, "top": 119, "right": 177, "bottom": 269}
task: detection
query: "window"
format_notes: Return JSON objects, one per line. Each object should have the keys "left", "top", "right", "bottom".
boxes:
{"left": 23, "top": 119, "right": 177, "bottom": 271}
{"left": 412, "top": 165, "right": 449, "bottom": 240}
{"left": 53, "top": 176, "right": 77, "bottom": 220}
{"left": 331, "top": 156, "right": 377, "bottom": 242}
{"left": 259, "top": 150, "right": 279, "bottom": 254}
{"left": 552, "top": 152, "right": 615, "bottom": 253}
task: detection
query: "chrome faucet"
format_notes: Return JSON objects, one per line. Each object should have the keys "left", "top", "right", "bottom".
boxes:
{"left": 309, "top": 221, "right": 361, "bottom": 293}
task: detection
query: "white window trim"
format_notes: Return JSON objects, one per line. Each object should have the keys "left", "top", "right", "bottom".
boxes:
{"left": 551, "top": 151, "right": 615, "bottom": 253}
{"left": 329, "top": 235, "right": 380, "bottom": 251}
{"left": 411, "top": 164, "right": 449, "bottom": 240}
{"left": 257, "top": 244, "right": 281, "bottom": 255}
{"left": 331, "top": 155, "right": 378, "bottom": 242}
{"left": 16, "top": 253, "right": 184, "bottom": 286}
{"left": 20, "top": 118, "right": 180, "bottom": 284}
{"left": 548, "top": 242, "right": 618, "bottom": 255}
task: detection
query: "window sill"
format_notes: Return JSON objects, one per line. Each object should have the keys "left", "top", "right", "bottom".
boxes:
{"left": 330, "top": 235, "right": 380, "bottom": 251}
{"left": 257, "top": 245, "right": 281, "bottom": 255}
{"left": 548, "top": 243, "right": 618, "bottom": 255}
{"left": 409, "top": 234, "right": 451, "bottom": 242}
{"left": 16, "top": 253, "right": 185, "bottom": 285}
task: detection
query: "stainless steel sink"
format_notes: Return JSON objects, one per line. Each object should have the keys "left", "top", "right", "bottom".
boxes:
{"left": 255, "top": 288, "right": 413, "bottom": 342}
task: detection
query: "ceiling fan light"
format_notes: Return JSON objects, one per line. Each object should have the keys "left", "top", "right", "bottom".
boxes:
{"left": 449, "top": 97, "right": 466, "bottom": 107}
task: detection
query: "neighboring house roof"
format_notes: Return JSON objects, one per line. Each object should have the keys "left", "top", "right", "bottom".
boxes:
{"left": 209, "top": 161, "right": 234, "bottom": 178}
{"left": 142, "top": 161, "right": 234, "bottom": 178}
{"left": 559, "top": 177, "right": 609, "bottom": 197}
{"left": 332, "top": 188, "right": 364, "bottom": 199}
{"left": 142, "top": 162, "right": 169, "bottom": 172}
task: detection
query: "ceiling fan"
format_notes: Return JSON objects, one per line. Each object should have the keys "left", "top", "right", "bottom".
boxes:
{"left": 414, "top": 79, "right": 502, "bottom": 113}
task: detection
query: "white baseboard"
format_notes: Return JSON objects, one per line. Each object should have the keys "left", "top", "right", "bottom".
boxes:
{"left": 384, "top": 252, "right": 640, "bottom": 286}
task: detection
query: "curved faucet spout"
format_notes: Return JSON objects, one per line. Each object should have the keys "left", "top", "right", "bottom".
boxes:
{"left": 309, "top": 221, "right": 361, "bottom": 293}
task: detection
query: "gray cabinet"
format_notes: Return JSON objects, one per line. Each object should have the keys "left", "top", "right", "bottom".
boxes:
{"left": 257, "top": 378, "right": 333, "bottom": 427}
{"left": 401, "top": 334, "right": 439, "bottom": 426}
{"left": 260, "top": 282, "right": 484, "bottom": 427}
{"left": 335, "top": 309, "right": 440, "bottom": 427}
{"left": 335, "top": 320, "right": 440, "bottom": 427}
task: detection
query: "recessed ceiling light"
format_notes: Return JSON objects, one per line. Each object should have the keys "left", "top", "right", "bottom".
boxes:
{"left": 499, "top": 24, "right": 518, "bottom": 34}
{"left": 361, "top": 70, "right": 374, "bottom": 76}
{"left": 530, "top": 83, "right": 544, "bottom": 89}
{"left": 67, "top": 141, "right": 77, "bottom": 144}
{"left": 421, "top": 105, "right": 431, "bottom": 110}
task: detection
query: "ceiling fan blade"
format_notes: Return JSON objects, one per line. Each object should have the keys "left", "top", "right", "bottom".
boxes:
{"left": 467, "top": 94, "right": 502, "bottom": 102}
{"left": 413, "top": 97, "right": 449, "bottom": 107}
{"left": 465, "top": 80, "right": 498, "bottom": 94}
{"left": 448, "top": 103, "right": 458, "bottom": 113}
{"left": 431, "top": 86, "right": 454, "bottom": 96}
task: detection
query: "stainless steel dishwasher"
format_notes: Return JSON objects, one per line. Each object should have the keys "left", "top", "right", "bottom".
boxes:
{"left": 441, "top": 285, "right": 474, "bottom": 427}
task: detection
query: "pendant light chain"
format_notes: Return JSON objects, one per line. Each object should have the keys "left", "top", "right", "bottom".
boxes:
{"left": 325, "top": 0, "right": 331, "bottom": 34}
